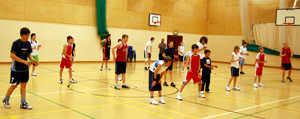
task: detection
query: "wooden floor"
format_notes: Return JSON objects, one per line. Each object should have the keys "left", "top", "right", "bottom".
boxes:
{"left": 0, "top": 62, "right": 299, "bottom": 119}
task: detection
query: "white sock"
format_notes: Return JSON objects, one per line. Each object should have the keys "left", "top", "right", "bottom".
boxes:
{"left": 123, "top": 83, "right": 126, "bottom": 85}
{"left": 178, "top": 92, "right": 181, "bottom": 95}
{"left": 115, "top": 84, "right": 118, "bottom": 86}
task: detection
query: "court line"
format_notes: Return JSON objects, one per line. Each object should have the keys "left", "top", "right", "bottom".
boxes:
{"left": 0, "top": 80, "right": 95, "bottom": 119}
{"left": 202, "top": 95, "right": 300, "bottom": 119}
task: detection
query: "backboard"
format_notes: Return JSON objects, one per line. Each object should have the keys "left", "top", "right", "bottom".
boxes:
{"left": 276, "top": 8, "right": 300, "bottom": 26}
{"left": 149, "top": 13, "right": 161, "bottom": 27}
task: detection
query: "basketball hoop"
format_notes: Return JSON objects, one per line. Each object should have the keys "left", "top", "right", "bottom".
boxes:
{"left": 154, "top": 21, "right": 161, "bottom": 27}
{"left": 283, "top": 23, "right": 292, "bottom": 26}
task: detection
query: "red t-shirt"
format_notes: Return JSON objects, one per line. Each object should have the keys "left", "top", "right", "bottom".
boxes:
{"left": 281, "top": 47, "right": 291, "bottom": 63}
{"left": 188, "top": 53, "right": 200, "bottom": 73}
{"left": 62, "top": 43, "right": 73, "bottom": 60}
{"left": 116, "top": 41, "right": 128, "bottom": 62}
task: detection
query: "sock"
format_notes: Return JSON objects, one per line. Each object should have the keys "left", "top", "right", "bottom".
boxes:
{"left": 178, "top": 92, "right": 181, "bottom": 95}
{"left": 122, "top": 83, "right": 126, "bottom": 85}
{"left": 5, "top": 95, "right": 10, "bottom": 99}
{"left": 145, "top": 65, "right": 147, "bottom": 67}
{"left": 115, "top": 84, "right": 118, "bottom": 86}
{"left": 21, "top": 98, "right": 26, "bottom": 103}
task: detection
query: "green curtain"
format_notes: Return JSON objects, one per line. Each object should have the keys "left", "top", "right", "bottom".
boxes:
{"left": 244, "top": 41, "right": 300, "bottom": 58}
{"left": 96, "top": 0, "right": 109, "bottom": 46}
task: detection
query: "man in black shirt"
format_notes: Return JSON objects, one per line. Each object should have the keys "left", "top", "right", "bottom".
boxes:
{"left": 162, "top": 41, "right": 176, "bottom": 87}
{"left": 3, "top": 27, "right": 38, "bottom": 109}
{"left": 201, "top": 50, "right": 217, "bottom": 93}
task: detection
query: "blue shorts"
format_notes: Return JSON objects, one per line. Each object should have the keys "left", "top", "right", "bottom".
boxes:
{"left": 239, "top": 57, "right": 245, "bottom": 66}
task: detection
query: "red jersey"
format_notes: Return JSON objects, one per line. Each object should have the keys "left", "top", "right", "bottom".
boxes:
{"left": 188, "top": 53, "right": 201, "bottom": 73}
{"left": 255, "top": 52, "right": 266, "bottom": 68}
{"left": 62, "top": 43, "right": 73, "bottom": 60}
{"left": 116, "top": 41, "right": 128, "bottom": 62}
{"left": 281, "top": 47, "right": 291, "bottom": 63}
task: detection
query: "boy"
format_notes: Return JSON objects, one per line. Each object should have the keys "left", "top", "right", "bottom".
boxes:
{"left": 253, "top": 47, "right": 267, "bottom": 88}
{"left": 100, "top": 34, "right": 112, "bottom": 70}
{"left": 226, "top": 46, "right": 244, "bottom": 91}
{"left": 239, "top": 42, "right": 249, "bottom": 74}
{"left": 59, "top": 36, "right": 77, "bottom": 84}
{"left": 280, "top": 42, "right": 293, "bottom": 83}
{"left": 149, "top": 56, "right": 172, "bottom": 105}
{"left": 177, "top": 44, "right": 205, "bottom": 100}
{"left": 112, "top": 34, "right": 130, "bottom": 90}
{"left": 177, "top": 42, "right": 185, "bottom": 68}
{"left": 162, "top": 41, "right": 176, "bottom": 87}
{"left": 117, "top": 39, "right": 123, "bottom": 81}
{"left": 29, "top": 33, "right": 41, "bottom": 76}
{"left": 201, "top": 50, "right": 218, "bottom": 93}
{"left": 144, "top": 37, "right": 155, "bottom": 70}
{"left": 3, "top": 27, "right": 38, "bottom": 109}
{"left": 158, "top": 38, "right": 166, "bottom": 60}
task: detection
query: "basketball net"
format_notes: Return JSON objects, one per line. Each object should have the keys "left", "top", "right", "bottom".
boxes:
{"left": 154, "top": 21, "right": 161, "bottom": 27}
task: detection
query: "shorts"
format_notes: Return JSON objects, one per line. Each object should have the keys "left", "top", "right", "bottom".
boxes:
{"left": 144, "top": 51, "right": 151, "bottom": 59}
{"left": 149, "top": 71, "right": 162, "bottom": 91}
{"left": 29, "top": 55, "right": 39, "bottom": 66}
{"left": 115, "top": 61, "right": 127, "bottom": 74}
{"left": 231, "top": 67, "right": 239, "bottom": 77}
{"left": 166, "top": 61, "right": 173, "bottom": 71}
{"left": 281, "top": 63, "right": 292, "bottom": 70}
{"left": 159, "top": 53, "right": 164, "bottom": 60}
{"left": 184, "top": 71, "right": 201, "bottom": 83}
{"left": 103, "top": 49, "right": 110, "bottom": 60}
{"left": 255, "top": 67, "right": 263, "bottom": 76}
{"left": 179, "top": 55, "right": 184, "bottom": 61}
{"left": 10, "top": 71, "right": 29, "bottom": 85}
{"left": 239, "top": 58, "right": 245, "bottom": 66}
{"left": 60, "top": 58, "right": 72, "bottom": 69}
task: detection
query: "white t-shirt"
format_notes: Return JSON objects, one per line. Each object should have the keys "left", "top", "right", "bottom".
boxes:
{"left": 30, "top": 40, "right": 39, "bottom": 56}
{"left": 239, "top": 46, "right": 247, "bottom": 59}
{"left": 144, "top": 41, "right": 153, "bottom": 53}
{"left": 178, "top": 45, "right": 185, "bottom": 56}
{"left": 231, "top": 52, "right": 240, "bottom": 69}
{"left": 149, "top": 60, "right": 169, "bottom": 74}
{"left": 196, "top": 42, "right": 206, "bottom": 58}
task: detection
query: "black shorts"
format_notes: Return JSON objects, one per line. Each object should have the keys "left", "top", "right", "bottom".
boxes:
{"left": 159, "top": 53, "right": 164, "bottom": 60}
{"left": 149, "top": 71, "right": 162, "bottom": 91}
{"left": 179, "top": 55, "right": 184, "bottom": 61}
{"left": 282, "top": 63, "right": 292, "bottom": 70}
{"left": 166, "top": 61, "right": 173, "bottom": 71}
{"left": 202, "top": 73, "right": 211, "bottom": 81}
{"left": 144, "top": 51, "right": 151, "bottom": 58}
{"left": 10, "top": 71, "right": 29, "bottom": 85}
{"left": 115, "top": 61, "right": 127, "bottom": 74}
{"left": 103, "top": 49, "right": 110, "bottom": 60}
{"left": 231, "top": 67, "right": 239, "bottom": 77}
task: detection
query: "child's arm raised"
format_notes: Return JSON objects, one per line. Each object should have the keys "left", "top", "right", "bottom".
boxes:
{"left": 111, "top": 42, "right": 122, "bottom": 61}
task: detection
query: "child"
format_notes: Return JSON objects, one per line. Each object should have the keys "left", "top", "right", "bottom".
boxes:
{"left": 149, "top": 56, "right": 172, "bottom": 105}
{"left": 117, "top": 39, "right": 123, "bottom": 81}
{"left": 144, "top": 37, "right": 155, "bottom": 70}
{"left": 112, "top": 34, "right": 130, "bottom": 90}
{"left": 197, "top": 36, "right": 208, "bottom": 59}
{"left": 177, "top": 44, "right": 205, "bottom": 100}
{"left": 100, "top": 34, "right": 112, "bottom": 70}
{"left": 59, "top": 36, "right": 77, "bottom": 84}
{"left": 226, "top": 46, "right": 244, "bottom": 91}
{"left": 201, "top": 50, "right": 218, "bottom": 93}
{"left": 177, "top": 42, "right": 185, "bottom": 68}
{"left": 239, "top": 42, "right": 249, "bottom": 74}
{"left": 3, "top": 27, "right": 38, "bottom": 109}
{"left": 181, "top": 51, "right": 192, "bottom": 73}
{"left": 29, "top": 33, "right": 41, "bottom": 76}
{"left": 253, "top": 47, "right": 267, "bottom": 88}
{"left": 280, "top": 42, "right": 293, "bottom": 83}
{"left": 162, "top": 41, "right": 176, "bottom": 87}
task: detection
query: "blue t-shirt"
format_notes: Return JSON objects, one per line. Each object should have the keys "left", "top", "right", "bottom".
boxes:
{"left": 10, "top": 39, "right": 32, "bottom": 72}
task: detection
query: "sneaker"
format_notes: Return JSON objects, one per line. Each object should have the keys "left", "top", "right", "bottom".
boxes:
{"left": 232, "top": 87, "right": 240, "bottom": 91}
{"left": 149, "top": 99, "right": 158, "bottom": 105}
{"left": 148, "top": 66, "right": 150, "bottom": 70}
{"left": 59, "top": 79, "right": 63, "bottom": 84}
{"left": 100, "top": 67, "right": 103, "bottom": 71}
{"left": 69, "top": 78, "right": 77, "bottom": 83}
{"left": 118, "top": 75, "right": 122, "bottom": 81}
{"left": 258, "top": 83, "right": 264, "bottom": 87}
{"left": 225, "top": 86, "right": 230, "bottom": 91}
{"left": 240, "top": 71, "right": 245, "bottom": 74}
{"left": 287, "top": 77, "right": 293, "bottom": 82}
{"left": 181, "top": 69, "right": 184, "bottom": 73}
{"left": 20, "top": 102, "right": 32, "bottom": 109}
{"left": 3, "top": 99, "right": 11, "bottom": 108}
{"left": 177, "top": 94, "right": 182, "bottom": 100}
{"left": 144, "top": 67, "right": 148, "bottom": 70}
{"left": 197, "top": 93, "right": 205, "bottom": 98}
{"left": 122, "top": 84, "right": 130, "bottom": 88}
{"left": 281, "top": 79, "right": 285, "bottom": 83}
{"left": 31, "top": 72, "right": 37, "bottom": 76}
{"left": 105, "top": 67, "right": 111, "bottom": 70}
{"left": 171, "top": 82, "right": 176, "bottom": 87}
{"left": 205, "top": 90, "right": 212, "bottom": 93}
{"left": 115, "top": 85, "right": 120, "bottom": 90}
{"left": 200, "top": 91, "right": 204, "bottom": 94}
{"left": 72, "top": 69, "right": 74, "bottom": 72}
{"left": 159, "top": 97, "right": 165, "bottom": 104}
{"left": 176, "top": 65, "right": 179, "bottom": 68}
{"left": 163, "top": 82, "right": 168, "bottom": 86}
{"left": 253, "top": 83, "right": 258, "bottom": 88}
